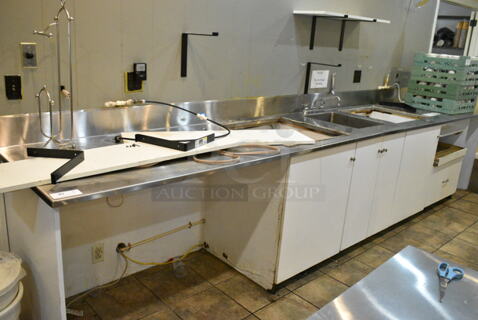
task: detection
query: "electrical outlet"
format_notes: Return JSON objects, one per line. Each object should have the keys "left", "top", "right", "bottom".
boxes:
{"left": 92, "top": 243, "right": 104, "bottom": 264}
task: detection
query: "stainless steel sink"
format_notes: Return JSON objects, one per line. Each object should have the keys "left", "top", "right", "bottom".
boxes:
{"left": 305, "top": 112, "right": 384, "bottom": 129}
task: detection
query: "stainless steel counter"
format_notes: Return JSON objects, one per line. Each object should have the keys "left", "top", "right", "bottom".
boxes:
{"left": 0, "top": 89, "right": 476, "bottom": 207}
{"left": 310, "top": 246, "right": 478, "bottom": 320}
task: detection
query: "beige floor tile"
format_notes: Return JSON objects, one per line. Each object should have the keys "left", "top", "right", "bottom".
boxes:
{"left": 335, "top": 245, "right": 368, "bottom": 265}
{"left": 285, "top": 268, "right": 323, "bottom": 291}
{"left": 440, "top": 238, "right": 478, "bottom": 266}
{"left": 185, "top": 251, "right": 238, "bottom": 285}
{"left": 380, "top": 223, "right": 452, "bottom": 253}
{"left": 452, "top": 189, "right": 469, "bottom": 200}
{"left": 456, "top": 229, "right": 478, "bottom": 246}
{"left": 294, "top": 274, "right": 348, "bottom": 308}
{"left": 435, "top": 249, "right": 478, "bottom": 271}
{"left": 254, "top": 293, "right": 317, "bottom": 320}
{"left": 447, "top": 199, "right": 478, "bottom": 216}
{"left": 172, "top": 287, "right": 250, "bottom": 320}
{"left": 135, "top": 264, "right": 212, "bottom": 307}
{"left": 416, "top": 207, "right": 478, "bottom": 237}
{"left": 468, "top": 222, "right": 478, "bottom": 233}
{"left": 85, "top": 277, "right": 166, "bottom": 320}
{"left": 410, "top": 208, "right": 436, "bottom": 223}
{"left": 462, "top": 192, "right": 478, "bottom": 204}
{"left": 66, "top": 300, "right": 99, "bottom": 320}
{"left": 216, "top": 274, "right": 288, "bottom": 313}
{"left": 355, "top": 245, "right": 395, "bottom": 269}
{"left": 140, "top": 309, "right": 181, "bottom": 320}
{"left": 325, "top": 259, "right": 373, "bottom": 287}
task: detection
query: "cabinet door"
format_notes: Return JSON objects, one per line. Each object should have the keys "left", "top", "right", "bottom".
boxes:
{"left": 340, "top": 137, "right": 381, "bottom": 250}
{"left": 276, "top": 144, "right": 356, "bottom": 283}
{"left": 367, "top": 133, "right": 406, "bottom": 236}
{"left": 392, "top": 126, "right": 440, "bottom": 222}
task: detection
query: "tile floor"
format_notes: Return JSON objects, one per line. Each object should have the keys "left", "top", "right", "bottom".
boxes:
{"left": 68, "top": 189, "right": 478, "bottom": 320}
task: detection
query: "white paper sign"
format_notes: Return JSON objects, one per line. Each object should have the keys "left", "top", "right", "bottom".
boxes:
{"left": 50, "top": 189, "right": 83, "bottom": 200}
{"left": 310, "top": 70, "right": 330, "bottom": 89}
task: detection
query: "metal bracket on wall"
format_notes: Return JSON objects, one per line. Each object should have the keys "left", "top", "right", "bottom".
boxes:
{"left": 27, "top": 148, "right": 84, "bottom": 184}
{"left": 304, "top": 62, "right": 342, "bottom": 94}
{"left": 293, "top": 11, "right": 390, "bottom": 51}
{"left": 181, "top": 32, "right": 219, "bottom": 78}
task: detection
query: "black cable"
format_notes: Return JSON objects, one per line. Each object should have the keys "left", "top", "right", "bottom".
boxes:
{"left": 145, "top": 100, "right": 231, "bottom": 139}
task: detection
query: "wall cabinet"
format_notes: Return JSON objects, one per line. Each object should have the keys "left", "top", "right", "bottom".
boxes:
{"left": 275, "top": 144, "right": 356, "bottom": 283}
{"left": 341, "top": 133, "right": 406, "bottom": 249}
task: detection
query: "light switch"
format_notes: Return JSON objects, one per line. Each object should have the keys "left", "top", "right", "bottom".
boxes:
{"left": 20, "top": 42, "right": 38, "bottom": 68}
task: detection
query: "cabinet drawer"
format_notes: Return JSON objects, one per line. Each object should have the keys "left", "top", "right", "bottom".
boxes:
{"left": 434, "top": 142, "right": 467, "bottom": 167}
{"left": 427, "top": 160, "right": 463, "bottom": 206}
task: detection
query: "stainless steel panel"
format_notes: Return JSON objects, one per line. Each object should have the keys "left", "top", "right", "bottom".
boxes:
{"left": 310, "top": 246, "right": 478, "bottom": 320}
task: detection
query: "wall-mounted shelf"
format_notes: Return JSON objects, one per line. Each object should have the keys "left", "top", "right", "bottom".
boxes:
{"left": 293, "top": 10, "right": 391, "bottom": 50}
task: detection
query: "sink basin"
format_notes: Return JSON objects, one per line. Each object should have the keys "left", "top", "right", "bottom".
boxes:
{"left": 345, "top": 106, "right": 424, "bottom": 123}
{"left": 305, "top": 112, "right": 383, "bottom": 129}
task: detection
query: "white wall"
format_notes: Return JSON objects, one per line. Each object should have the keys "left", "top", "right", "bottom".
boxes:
{"left": 0, "top": 0, "right": 440, "bottom": 115}
{"left": 60, "top": 179, "right": 206, "bottom": 297}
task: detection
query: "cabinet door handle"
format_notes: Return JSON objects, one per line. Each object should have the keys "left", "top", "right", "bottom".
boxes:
{"left": 350, "top": 157, "right": 356, "bottom": 162}
{"left": 383, "top": 148, "right": 388, "bottom": 153}
{"left": 442, "top": 178, "right": 450, "bottom": 184}
{"left": 378, "top": 149, "right": 383, "bottom": 154}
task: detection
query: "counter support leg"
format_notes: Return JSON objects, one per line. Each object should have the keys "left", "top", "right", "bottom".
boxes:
{"left": 4, "top": 190, "right": 66, "bottom": 320}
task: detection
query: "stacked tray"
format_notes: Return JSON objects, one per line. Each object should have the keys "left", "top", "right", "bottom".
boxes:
{"left": 406, "top": 52, "right": 478, "bottom": 114}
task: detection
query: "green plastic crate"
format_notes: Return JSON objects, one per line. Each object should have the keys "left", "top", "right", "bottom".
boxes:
{"left": 408, "top": 81, "right": 478, "bottom": 100}
{"left": 410, "top": 67, "right": 478, "bottom": 85}
{"left": 405, "top": 93, "right": 475, "bottom": 114}
{"left": 414, "top": 52, "right": 478, "bottom": 69}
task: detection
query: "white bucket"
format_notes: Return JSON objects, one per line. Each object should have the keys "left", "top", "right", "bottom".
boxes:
{"left": 0, "top": 282, "right": 23, "bottom": 320}
{"left": 0, "top": 252, "right": 24, "bottom": 312}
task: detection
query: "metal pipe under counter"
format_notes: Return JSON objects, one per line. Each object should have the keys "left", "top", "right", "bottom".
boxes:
{"left": 0, "top": 89, "right": 477, "bottom": 208}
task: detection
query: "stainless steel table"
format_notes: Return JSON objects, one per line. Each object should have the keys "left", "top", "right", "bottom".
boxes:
{"left": 311, "top": 246, "right": 478, "bottom": 320}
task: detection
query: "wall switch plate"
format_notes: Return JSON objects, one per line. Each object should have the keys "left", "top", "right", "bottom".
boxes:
{"left": 20, "top": 42, "right": 38, "bottom": 68}
{"left": 353, "top": 70, "right": 362, "bottom": 83}
{"left": 92, "top": 243, "right": 104, "bottom": 264}
{"left": 4, "top": 75, "right": 22, "bottom": 100}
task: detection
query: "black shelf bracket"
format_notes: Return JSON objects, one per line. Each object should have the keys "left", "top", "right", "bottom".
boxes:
{"left": 306, "top": 14, "right": 378, "bottom": 51}
{"left": 27, "top": 148, "right": 84, "bottom": 184}
{"left": 304, "top": 62, "right": 342, "bottom": 94}
{"left": 181, "top": 32, "right": 219, "bottom": 78}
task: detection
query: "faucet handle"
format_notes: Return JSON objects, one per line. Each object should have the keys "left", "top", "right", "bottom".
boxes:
{"left": 330, "top": 72, "right": 337, "bottom": 94}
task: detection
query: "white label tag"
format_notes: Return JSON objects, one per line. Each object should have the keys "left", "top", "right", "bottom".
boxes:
{"left": 50, "top": 189, "right": 83, "bottom": 200}
{"left": 310, "top": 70, "right": 330, "bottom": 89}
{"left": 466, "top": 59, "right": 471, "bottom": 66}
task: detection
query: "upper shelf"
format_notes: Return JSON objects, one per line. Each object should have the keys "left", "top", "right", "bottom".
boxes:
{"left": 293, "top": 10, "right": 391, "bottom": 24}
{"left": 293, "top": 10, "right": 391, "bottom": 50}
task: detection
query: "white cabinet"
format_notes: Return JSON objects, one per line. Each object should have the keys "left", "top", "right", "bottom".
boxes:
{"left": 340, "top": 137, "right": 381, "bottom": 250}
{"left": 367, "top": 133, "right": 406, "bottom": 236}
{"left": 276, "top": 144, "right": 356, "bottom": 283}
{"left": 341, "top": 133, "right": 406, "bottom": 249}
{"left": 392, "top": 126, "right": 441, "bottom": 223}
